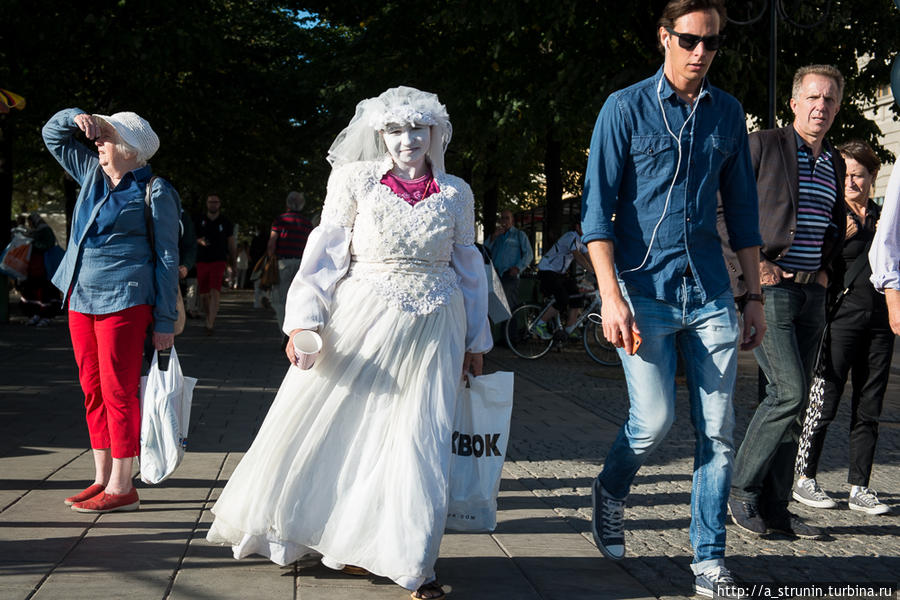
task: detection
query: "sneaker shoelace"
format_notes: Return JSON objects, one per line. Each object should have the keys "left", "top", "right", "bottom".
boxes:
{"left": 854, "top": 488, "right": 881, "bottom": 506}
{"left": 800, "top": 478, "right": 830, "bottom": 501}
{"left": 738, "top": 501, "right": 760, "bottom": 519}
{"left": 601, "top": 495, "right": 625, "bottom": 537}
{"left": 702, "top": 566, "right": 735, "bottom": 585}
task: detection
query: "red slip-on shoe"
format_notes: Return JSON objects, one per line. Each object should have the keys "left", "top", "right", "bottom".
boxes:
{"left": 64, "top": 483, "right": 105, "bottom": 506}
{"left": 71, "top": 488, "right": 139, "bottom": 513}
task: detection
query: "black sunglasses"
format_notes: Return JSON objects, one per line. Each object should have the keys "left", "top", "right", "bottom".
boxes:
{"left": 664, "top": 27, "right": 725, "bottom": 51}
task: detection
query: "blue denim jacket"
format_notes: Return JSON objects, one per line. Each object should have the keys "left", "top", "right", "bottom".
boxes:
{"left": 42, "top": 108, "right": 181, "bottom": 333}
{"left": 581, "top": 67, "right": 761, "bottom": 304}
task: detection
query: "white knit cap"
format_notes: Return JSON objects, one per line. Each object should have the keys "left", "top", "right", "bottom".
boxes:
{"left": 93, "top": 111, "right": 160, "bottom": 160}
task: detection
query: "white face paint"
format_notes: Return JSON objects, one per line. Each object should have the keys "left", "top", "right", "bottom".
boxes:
{"left": 382, "top": 123, "right": 431, "bottom": 171}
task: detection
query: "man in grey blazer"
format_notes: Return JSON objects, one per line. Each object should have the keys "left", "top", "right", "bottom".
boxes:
{"left": 725, "top": 64, "right": 846, "bottom": 540}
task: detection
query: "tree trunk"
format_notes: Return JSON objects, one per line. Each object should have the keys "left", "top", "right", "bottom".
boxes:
{"left": 0, "top": 117, "right": 12, "bottom": 251}
{"left": 543, "top": 133, "right": 563, "bottom": 252}
{"left": 0, "top": 117, "right": 12, "bottom": 322}
{"left": 480, "top": 140, "right": 500, "bottom": 239}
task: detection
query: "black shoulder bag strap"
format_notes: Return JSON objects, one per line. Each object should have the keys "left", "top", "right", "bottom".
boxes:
{"left": 829, "top": 237, "right": 874, "bottom": 320}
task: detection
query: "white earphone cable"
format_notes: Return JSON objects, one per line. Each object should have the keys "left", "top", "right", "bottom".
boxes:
{"left": 620, "top": 73, "right": 700, "bottom": 275}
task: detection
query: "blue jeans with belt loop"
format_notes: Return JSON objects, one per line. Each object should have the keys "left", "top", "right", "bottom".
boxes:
{"left": 731, "top": 280, "right": 826, "bottom": 513}
{"left": 597, "top": 277, "right": 739, "bottom": 574}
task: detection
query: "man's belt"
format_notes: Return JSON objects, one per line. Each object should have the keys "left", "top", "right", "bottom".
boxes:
{"left": 788, "top": 269, "right": 819, "bottom": 285}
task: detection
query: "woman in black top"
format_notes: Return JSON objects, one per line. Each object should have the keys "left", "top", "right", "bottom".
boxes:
{"left": 794, "top": 140, "right": 893, "bottom": 516}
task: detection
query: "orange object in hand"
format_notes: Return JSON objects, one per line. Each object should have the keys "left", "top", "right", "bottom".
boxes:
{"left": 616, "top": 328, "right": 642, "bottom": 355}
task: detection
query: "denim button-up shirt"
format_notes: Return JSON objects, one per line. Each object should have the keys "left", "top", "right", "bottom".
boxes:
{"left": 42, "top": 108, "right": 181, "bottom": 333}
{"left": 484, "top": 226, "right": 533, "bottom": 277}
{"left": 581, "top": 67, "right": 761, "bottom": 304}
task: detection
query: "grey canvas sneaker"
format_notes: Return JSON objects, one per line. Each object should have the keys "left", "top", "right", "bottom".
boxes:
{"left": 849, "top": 488, "right": 890, "bottom": 515}
{"left": 591, "top": 479, "right": 625, "bottom": 560}
{"left": 792, "top": 477, "right": 837, "bottom": 509}
{"left": 694, "top": 566, "right": 739, "bottom": 598}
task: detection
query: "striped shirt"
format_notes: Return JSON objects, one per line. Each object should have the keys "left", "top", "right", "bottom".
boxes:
{"left": 271, "top": 211, "right": 313, "bottom": 259}
{"left": 777, "top": 143, "right": 838, "bottom": 272}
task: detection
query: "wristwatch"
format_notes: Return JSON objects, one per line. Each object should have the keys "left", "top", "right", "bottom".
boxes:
{"left": 745, "top": 292, "right": 765, "bottom": 305}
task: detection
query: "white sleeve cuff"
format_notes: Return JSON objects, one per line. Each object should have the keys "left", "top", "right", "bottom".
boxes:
{"left": 283, "top": 224, "right": 352, "bottom": 334}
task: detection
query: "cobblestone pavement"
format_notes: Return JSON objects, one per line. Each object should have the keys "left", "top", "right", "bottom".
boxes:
{"left": 1, "top": 290, "right": 898, "bottom": 599}
{"left": 490, "top": 336, "right": 900, "bottom": 599}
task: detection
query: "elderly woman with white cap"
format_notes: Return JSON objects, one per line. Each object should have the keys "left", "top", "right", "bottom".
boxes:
{"left": 42, "top": 108, "right": 181, "bottom": 514}
{"left": 207, "top": 87, "right": 492, "bottom": 600}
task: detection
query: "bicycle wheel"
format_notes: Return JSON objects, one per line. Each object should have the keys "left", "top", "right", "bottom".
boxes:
{"left": 505, "top": 304, "right": 554, "bottom": 359}
{"left": 583, "top": 320, "right": 621, "bottom": 366}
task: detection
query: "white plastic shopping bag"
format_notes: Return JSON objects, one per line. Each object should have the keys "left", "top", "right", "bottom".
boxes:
{"left": 139, "top": 347, "right": 197, "bottom": 484}
{"left": 0, "top": 233, "right": 32, "bottom": 280}
{"left": 485, "top": 262, "right": 512, "bottom": 323}
{"left": 446, "top": 371, "right": 514, "bottom": 532}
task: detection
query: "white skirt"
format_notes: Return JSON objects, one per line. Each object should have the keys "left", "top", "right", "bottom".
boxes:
{"left": 206, "top": 273, "right": 466, "bottom": 591}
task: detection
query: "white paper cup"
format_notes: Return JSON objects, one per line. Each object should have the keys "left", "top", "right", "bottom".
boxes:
{"left": 292, "top": 330, "right": 322, "bottom": 370}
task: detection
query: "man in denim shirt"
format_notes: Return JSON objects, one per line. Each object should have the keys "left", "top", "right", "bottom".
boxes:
{"left": 484, "top": 209, "right": 533, "bottom": 309}
{"left": 580, "top": 0, "right": 765, "bottom": 594}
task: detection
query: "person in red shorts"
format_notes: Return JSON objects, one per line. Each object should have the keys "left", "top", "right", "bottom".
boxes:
{"left": 195, "top": 194, "right": 235, "bottom": 334}
{"left": 267, "top": 191, "right": 314, "bottom": 340}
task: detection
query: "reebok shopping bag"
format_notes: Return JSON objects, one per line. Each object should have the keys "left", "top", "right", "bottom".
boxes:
{"left": 485, "top": 262, "right": 512, "bottom": 322}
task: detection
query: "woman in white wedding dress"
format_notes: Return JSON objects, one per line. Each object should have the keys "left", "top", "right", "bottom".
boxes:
{"left": 206, "top": 87, "right": 492, "bottom": 600}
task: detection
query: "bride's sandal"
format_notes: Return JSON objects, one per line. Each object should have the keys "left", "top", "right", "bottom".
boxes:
{"left": 341, "top": 565, "right": 371, "bottom": 576}
{"left": 411, "top": 580, "right": 445, "bottom": 600}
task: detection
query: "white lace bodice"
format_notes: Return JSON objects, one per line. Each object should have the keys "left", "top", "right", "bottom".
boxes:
{"left": 322, "top": 158, "right": 475, "bottom": 314}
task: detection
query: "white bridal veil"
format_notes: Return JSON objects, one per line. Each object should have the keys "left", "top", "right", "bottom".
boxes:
{"left": 326, "top": 86, "right": 453, "bottom": 174}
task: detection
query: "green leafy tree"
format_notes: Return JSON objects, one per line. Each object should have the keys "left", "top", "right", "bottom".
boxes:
{"left": 4, "top": 0, "right": 898, "bottom": 246}
{"left": 1, "top": 0, "right": 322, "bottom": 234}
{"left": 299, "top": 0, "right": 898, "bottom": 247}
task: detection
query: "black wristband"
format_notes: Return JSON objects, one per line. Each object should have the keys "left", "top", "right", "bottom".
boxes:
{"left": 745, "top": 292, "right": 765, "bottom": 305}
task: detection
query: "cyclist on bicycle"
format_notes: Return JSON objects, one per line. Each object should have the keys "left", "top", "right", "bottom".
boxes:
{"left": 534, "top": 224, "right": 594, "bottom": 339}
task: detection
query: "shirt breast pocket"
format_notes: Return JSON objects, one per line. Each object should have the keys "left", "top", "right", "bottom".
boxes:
{"left": 116, "top": 199, "right": 147, "bottom": 235}
{"left": 630, "top": 135, "right": 675, "bottom": 178}
{"left": 708, "top": 135, "right": 737, "bottom": 174}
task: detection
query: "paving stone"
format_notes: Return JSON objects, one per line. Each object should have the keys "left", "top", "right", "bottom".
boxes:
{"left": 2, "top": 290, "right": 898, "bottom": 600}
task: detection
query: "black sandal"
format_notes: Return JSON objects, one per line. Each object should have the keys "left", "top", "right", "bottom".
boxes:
{"left": 411, "top": 580, "right": 445, "bottom": 600}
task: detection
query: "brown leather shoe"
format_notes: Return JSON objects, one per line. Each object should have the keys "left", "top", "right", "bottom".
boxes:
{"left": 64, "top": 483, "right": 105, "bottom": 506}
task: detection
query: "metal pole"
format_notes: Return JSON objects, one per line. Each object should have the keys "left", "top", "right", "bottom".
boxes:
{"left": 768, "top": 0, "right": 778, "bottom": 129}
{"left": 760, "top": 0, "right": 778, "bottom": 402}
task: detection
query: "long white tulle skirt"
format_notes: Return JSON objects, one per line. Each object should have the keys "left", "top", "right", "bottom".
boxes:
{"left": 206, "top": 274, "right": 466, "bottom": 591}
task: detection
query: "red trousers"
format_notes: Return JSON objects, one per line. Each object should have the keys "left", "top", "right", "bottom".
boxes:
{"left": 68, "top": 305, "right": 153, "bottom": 458}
